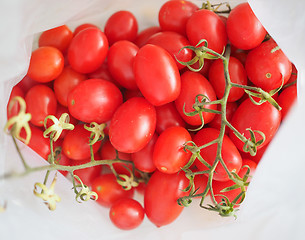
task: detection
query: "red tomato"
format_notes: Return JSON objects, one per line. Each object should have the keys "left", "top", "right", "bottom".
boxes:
{"left": 107, "top": 40, "right": 139, "bottom": 90}
{"left": 193, "top": 173, "right": 209, "bottom": 198}
{"left": 286, "top": 63, "right": 297, "bottom": 85}
{"left": 153, "top": 126, "right": 191, "bottom": 174}
{"left": 245, "top": 39, "right": 292, "bottom": 91}
{"left": 25, "top": 85, "right": 57, "bottom": 127}
{"left": 53, "top": 66, "right": 87, "bottom": 107}
{"left": 92, "top": 173, "right": 134, "bottom": 208}
{"left": 62, "top": 124, "right": 101, "bottom": 160}
{"left": 193, "top": 128, "right": 242, "bottom": 182}
{"left": 155, "top": 102, "right": 186, "bottom": 134}
{"left": 7, "top": 85, "right": 24, "bottom": 120}
{"left": 175, "top": 71, "right": 217, "bottom": 126}
{"left": 131, "top": 133, "right": 158, "bottom": 173}
{"left": 186, "top": 9, "right": 227, "bottom": 54}
{"left": 68, "top": 79, "right": 123, "bottom": 124}
{"left": 109, "top": 97, "right": 156, "bottom": 153}
{"left": 239, "top": 142, "right": 269, "bottom": 164}
{"left": 144, "top": 170, "right": 189, "bottom": 227}
{"left": 134, "top": 44, "right": 181, "bottom": 106}
{"left": 68, "top": 28, "right": 108, "bottom": 73}
{"left": 38, "top": 25, "right": 73, "bottom": 53}
{"left": 123, "top": 89, "right": 143, "bottom": 101}
{"left": 229, "top": 98, "right": 281, "bottom": 152}
{"left": 27, "top": 46, "right": 64, "bottom": 83}
{"left": 226, "top": 3, "right": 266, "bottom": 50}
{"left": 158, "top": 0, "right": 199, "bottom": 36}
{"left": 104, "top": 10, "right": 138, "bottom": 45}
{"left": 73, "top": 23, "right": 99, "bottom": 36}
{"left": 109, "top": 198, "right": 144, "bottom": 230}
{"left": 277, "top": 85, "right": 297, "bottom": 120}
{"left": 134, "top": 26, "right": 161, "bottom": 48}
{"left": 208, "top": 56, "right": 247, "bottom": 102}
{"left": 146, "top": 31, "right": 192, "bottom": 69}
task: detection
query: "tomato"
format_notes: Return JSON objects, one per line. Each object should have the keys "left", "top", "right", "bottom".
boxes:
{"left": 175, "top": 71, "right": 217, "bottom": 126}
{"left": 153, "top": 126, "right": 191, "bottom": 174}
{"left": 229, "top": 98, "right": 281, "bottom": 152}
{"left": 104, "top": 10, "right": 138, "bottom": 45}
{"left": 146, "top": 31, "right": 192, "bottom": 69}
{"left": 109, "top": 198, "right": 145, "bottom": 230}
{"left": 7, "top": 85, "right": 24, "bottom": 120}
{"left": 155, "top": 102, "right": 186, "bottom": 134}
{"left": 27, "top": 46, "right": 64, "bottom": 83}
{"left": 239, "top": 142, "right": 270, "bottom": 164}
{"left": 134, "top": 26, "right": 161, "bottom": 48}
{"left": 123, "top": 89, "right": 143, "bottom": 101}
{"left": 68, "top": 79, "right": 123, "bottom": 124}
{"left": 226, "top": 3, "right": 266, "bottom": 50}
{"left": 109, "top": 97, "right": 156, "bottom": 153}
{"left": 107, "top": 40, "right": 139, "bottom": 90}
{"left": 68, "top": 27, "right": 108, "bottom": 73}
{"left": 286, "top": 63, "right": 297, "bottom": 85}
{"left": 186, "top": 9, "right": 227, "bottom": 54}
{"left": 62, "top": 124, "right": 101, "bottom": 160}
{"left": 134, "top": 44, "right": 181, "bottom": 106}
{"left": 187, "top": 59, "right": 214, "bottom": 78}
{"left": 193, "top": 173, "right": 208, "bottom": 198}
{"left": 91, "top": 173, "right": 134, "bottom": 208}
{"left": 73, "top": 23, "right": 99, "bottom": 36}
{"left": 53, "top": 66, "right": 87, "bottom": 107}
{"left": 131, "top": 133, "right": 158, "bottom": 173}
{"left": 158, "top": 0, "right": 198, "bottom": 36}
{"left": 25, "top": 85, "right": 57, "bottom": 127}
{"left": 144, "top": 170, "right": 189, "bottom": 227}
{"left": 38, "top": 25, "right": 73, "bottom": 53}
{"left": 245, "top": 39, "right": 292, "bottom": 91}
{"left": 208, "top": 56, "right": 247, "bottom": 102}
{"left": 193, "top": 128, "right": 242, "bottom": 182}
{"left": 277, "top": 85, "right": 297, "bottom": 120}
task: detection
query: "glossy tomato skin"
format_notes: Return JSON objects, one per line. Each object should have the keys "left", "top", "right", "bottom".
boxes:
{"left": 186, "top": 9, "right": 227, "bottom": 54}
{"left": 27, "top": 46, "right": 64, "bottom": 83}
{"left": 73, "top": 23, "right": 99, "bottom": 36}
{"left": 68, "top": 79, "right": 123, "bottom": 124}
{"left": 229, "top": 98, "right": 281, "bottom": 152}
{"left": 208, "top": 57, "right": 247, "bottom": 102}
{"left": 62, "top": 124, "right": 101, "bottom": 160}
{"left": 109, "top": 97, "right": 156, "bottom": 153}
{"left": 107, "top": 40, "right": 139, "bottom": 90}
{"left": 226, "top": 3, "right": 267, "bottom": 50}
{"left": 109, "top": 198, "right": 145, "bottom": 230}
{"left": 277, "top": 85, "right": 297, "bottom": 120}
{"left": 193, "top": 128, "right": 242, "bottom": 182}
{"left": 144, "top": 170, "right": 189, "bottom": 227}
{"left": 104, "top": 10, "right": 138, "bottom": 45}
{"left": 153, "top": 126, "right": 191, "bottom": 174}
{"left": 245, "top": 39, "right": 292, "bottom": 91}
{"left": 134, "top": 26, "right": 161, "bottom": 48}
{"left": 68, "top": 28, "right": 108, "bottom": 73}
{"left": 7, "top": 85, "right": 24, "bottom": 120}
{"left": 175, "top": 71, "right": 217, "bottom": 126}
{"left": 134, "top": 44, "right": 181, "bottom": 106}
{"left": 92, "top": 173, "right": 134, "bottom": 208}
{"left": 25, "top": 85, "right": 57, "bottom": 127}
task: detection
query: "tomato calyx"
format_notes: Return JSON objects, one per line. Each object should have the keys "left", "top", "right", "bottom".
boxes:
{"left": 242, "top": 128, "right": 266, "bottom": 156}
{"left": 201, "top": 1, "right": 231, "bottom": 14}
{"left": 72, "top": 175, "right": 98, "bottom": 203}
{"left": 84, "top": 122, "right": 106, "bottom": 145}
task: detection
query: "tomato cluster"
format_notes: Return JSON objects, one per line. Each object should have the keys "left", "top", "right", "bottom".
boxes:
{"left": 6, "top": 0, "right": 297, "bottom": 230}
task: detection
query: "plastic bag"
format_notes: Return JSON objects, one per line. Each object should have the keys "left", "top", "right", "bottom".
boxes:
{"left": 0, "top": 0, "right": 304, "bottom": 239}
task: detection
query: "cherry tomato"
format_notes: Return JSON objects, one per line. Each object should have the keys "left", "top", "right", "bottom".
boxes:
{"left": 7, "top": 85, "right": 24, "bottom": 120}
{"left": 68, "top": 79, "right": 123, "bottom": 124}
{"left": 134, "top": 26, "right": 161, "bottom": 48}
{"left": 53, "top": 66, "right": 87, "bottom": 107}
{"left": 193, "top": 128, "right": 242, "bottom": 182}
{"left": 109, "top": 97, "right": 156, "bottom": 153}
{"left": 158, "top": 0, "right": 199, "bottom": 36}
{"left": 73, "top": 23, "right": 99, "bottom": 36}
{"left": 286, "top": 63, "right": 297, "bottom": 85}
{"left": 134, "top": 44, "right": 181, "bottom": 106}
{"left": 208, "top": 56, "right": 247, "bottom": 102}
{"left": 193, "top": 173, "right": 209, "bottom": 198}
{"left": 104, "top": 10, "right": 138, "bottom": 45}
{"left": 226, "top": 3, "right": 267, "bottom": 50}
{"left": 153, "top": 126, "right": 191, "bottom": 174}
{"left": 175, "top": 71, "right": 217, "bottom": 126}
{"left": 25, "top": 84, "right": 57, "bottom": 127}
{"left": 245, "top": 39, "right": 292, "bottom": 91}
{"left": 27, "top": 46, "right": 64, "bottom": 83}
{"left": 107, "top": 40, "right": 139, "bottom": 90}
{"left": 144, "top": 170, "right": 189, "bottom": 227}
{"left": 109, "top": 198, "right": 144, "bottom": 230}
{"left": 38, "top": 25, "right": 73, "bottom": 53}
{"left": 229, "top": 98, "right": 281, "bottom": 152}
{"left": 91, "top": 173, "right": 134, "bottom": 208}
{"left": 186, "top": 9, "right": 227, "bottom": 54}
{"left": 68, "top": 27, "right": 108, "bottom": 73}
{"left": 277, "top": 85, "right": 297, "bottom": 120}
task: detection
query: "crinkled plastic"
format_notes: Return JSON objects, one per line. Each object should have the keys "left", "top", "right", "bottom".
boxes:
{"left": 0, "top": 0, "right": 304, "bottom": 239}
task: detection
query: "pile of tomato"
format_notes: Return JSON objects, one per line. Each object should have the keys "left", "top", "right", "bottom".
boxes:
{"left": 6, "top": 0, "right": 297, "bottom": 231}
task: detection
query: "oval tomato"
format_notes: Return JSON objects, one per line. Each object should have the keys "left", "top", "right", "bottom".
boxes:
{"left": 73, "top": 23, "right": 99, "bottom": 36}
{"left": 134, "top": 26, "right": 161, "bottom": 48}
{"left": 134, "top": 44, "right": 181, "bottom": 106}
{"left": 277, "top": 85, "right": 297, "bottom": 120}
